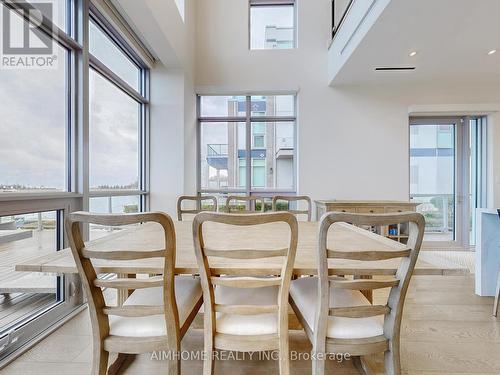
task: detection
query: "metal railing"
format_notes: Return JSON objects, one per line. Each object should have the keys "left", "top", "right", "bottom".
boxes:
{"left": 331, "top": 0, "right": 355, "bottom": 40}
{"left": 410, "top": 193, "right": 454, "bottom": 233}
{"left": 207, "top": 144, "right": 228, "bottom": 157}
{"left": 276, "top": 137, "right": 294, "bottom": 149}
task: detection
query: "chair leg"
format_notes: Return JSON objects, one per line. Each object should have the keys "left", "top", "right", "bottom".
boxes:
{"left": 166, "top": 343, "right": 181, "bottom": 375}
{"left": 91, "top": 347, "right": 108, "bottom": 375}
{"left": 352, "top": 356, "right": 368, "bottom": 375}
{"left": 279, "top": 331, "right": 290, "bottom": 375}
{"left": 203, "top": 341, "right": 214, "bottom": 375}
{"left": 168, "top": 356, "right": 180, "bottom": 375}
{"left": 494, "top": 270, "right": 500, "bottom": 317}
{"left": 312, "top": 357, "right": 326, "bottom": 375}
{"left": 107, "top": 353, "right": 129, "bottom": 375}
{"left": 384, "top": 343, "right": 401, "bottom": 375}
{"left": 311, "top": 344, "right": 326, "bottom": 375}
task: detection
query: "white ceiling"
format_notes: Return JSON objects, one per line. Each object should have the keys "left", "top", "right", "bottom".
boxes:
{"left": 333, "top": 0, "right": 500, "bottom": 86}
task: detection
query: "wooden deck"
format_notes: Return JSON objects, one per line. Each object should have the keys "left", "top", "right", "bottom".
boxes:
{"left": 0, "top": 230, "right": 57, "bottom": 329}
{"left": 0, "top": 230, "right": 32, "bottom": 245}
{"left": 0, "top": 227, "right": 122, "bottom": 329}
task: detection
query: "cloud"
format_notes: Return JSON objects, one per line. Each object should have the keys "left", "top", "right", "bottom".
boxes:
{"left": 0, "top": 54, "right": 140, "bottom": 190}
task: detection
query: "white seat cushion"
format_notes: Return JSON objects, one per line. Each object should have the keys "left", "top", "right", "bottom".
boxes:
{"left": 290, "top": 277, "right": 384, "bottom": 339}
{"left": 109, "top": 276, "right": 202, "bottom": 337}
{"left": 215, "top": 285, "right": 279, "bottom": 336}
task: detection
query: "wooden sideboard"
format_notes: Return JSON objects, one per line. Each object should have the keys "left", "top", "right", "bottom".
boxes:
{"left": 315, "top": 200, "right": 420, "bottom": 243}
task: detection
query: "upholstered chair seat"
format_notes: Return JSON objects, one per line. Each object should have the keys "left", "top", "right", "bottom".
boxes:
{"left": 290, "top": 277, "right": 384, "bottom": 339}
{"left": 214, "top": 284, "right": 279, "bottom": 336}
{"left": 109, "top": 276, "right": 202, "bottom": 337}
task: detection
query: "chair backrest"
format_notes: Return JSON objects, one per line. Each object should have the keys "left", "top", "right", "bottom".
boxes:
{"left": 315, "top": 212, "right": 424, "bottom": 346}
{"left": 65, "top": 212, "right": 179, "bottom": 344}
{"left": 192, "top": 212, "right": 298, "bottom": 336}
{"left": 177, "top": 195, "right": 218, "bottom": 221}
{"left": 225, "top": 195, "right": 265, "bottom": 213}
{"left": 272, "top": 195, "right": 312, "bottom": 221}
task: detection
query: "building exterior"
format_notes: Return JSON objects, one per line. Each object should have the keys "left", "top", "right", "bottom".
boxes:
{"left": 203, "top": 96, "right": 295, "bottom": 191}
{"left": 265, "top": 25, "right": 294, "bottom": 49}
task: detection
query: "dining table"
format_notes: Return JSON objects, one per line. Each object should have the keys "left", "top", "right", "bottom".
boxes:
{"left": 13, "top": 218, "right": 469, "bottom": 373}
{"left": 15, "top": 220, "right": 467, "bottom": 305}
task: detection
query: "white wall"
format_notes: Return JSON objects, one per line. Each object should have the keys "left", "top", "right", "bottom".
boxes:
{"left": 192, "top": 0, "right": 500, "bottom": 212}
{"left": 149, "top": 67, "right": 185, "bottom": 215}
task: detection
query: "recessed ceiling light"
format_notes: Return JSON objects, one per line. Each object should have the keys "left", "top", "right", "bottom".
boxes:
{"left": 488, "top": 49, "right": 497, "bottom": 55}
{"left": 409, "top": 51, "right": 418, "bottom": 57}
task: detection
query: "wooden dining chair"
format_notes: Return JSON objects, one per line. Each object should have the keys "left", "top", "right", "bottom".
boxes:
{"left": 225, "top": 195, "right": 265, "bottom": 213}
{"left": 192, "top": 212, "right": 298, "bottom": 374}
{"left": 289, "top": 212, "right": 424, "bottom": 375}
{"left": 272, "top": 195, "right": 312, "bottom": 221}
{"left": 177, "top": 195, "right": 218, "bottom": 221}
{"left": 65, "top": 212, "right": 203, "bottom": 375}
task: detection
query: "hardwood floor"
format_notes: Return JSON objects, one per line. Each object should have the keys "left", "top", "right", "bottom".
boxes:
{"left": 2, "top": 274, "right": 500, "bottom": 374}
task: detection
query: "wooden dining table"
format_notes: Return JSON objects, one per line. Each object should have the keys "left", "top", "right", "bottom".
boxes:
{"left": 13, "top": 219, "right": 468, "bottom": 373}
{"left": 16, "top": 220, "right": 466, "bottom": 278}
{"left": 17, "top": 219, "right": 467, "bottom": 308}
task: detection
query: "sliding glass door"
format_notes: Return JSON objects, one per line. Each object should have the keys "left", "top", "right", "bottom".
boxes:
{"left": 410, "top": 117, "right": 487, "bottom": 248}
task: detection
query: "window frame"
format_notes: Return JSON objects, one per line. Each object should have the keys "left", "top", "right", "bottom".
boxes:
{"left": 248, "top": 0, "right": 297, "bottom": 50}
{"left": 0, "top": 0, "right": 153, "bottom": 364}
{"left": 0, "top": 1, "right": 83, "bottom": 363}
{"left": 197, "top": 94, "right": 297, "bottom": 199}
{"left": 88, "top": 7, "right": 150, "bottom": 213}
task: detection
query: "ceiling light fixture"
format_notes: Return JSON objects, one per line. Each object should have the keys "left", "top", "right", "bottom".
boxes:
{"left": 488, "top": 49, "right": 497, "bottom": 55}
{"left": 409, "top": 51, "right": 418, "bottom": 57}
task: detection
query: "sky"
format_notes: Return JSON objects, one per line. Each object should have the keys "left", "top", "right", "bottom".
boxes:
{"left": 0, "top": 2, "right": 140, "bottom": 191}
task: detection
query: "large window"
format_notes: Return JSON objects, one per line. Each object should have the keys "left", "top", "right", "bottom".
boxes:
{"left": 250, "top": 0, "right": 296, "bottom": 50}
{"left": 88, "top": 13, "right": 148, "bottom": 205}
{"left": 0, "top": 15, "right": 69, "bottom": 192}
{"left": 0, "top": 0, "right": 78, "bottom": 362}
{"left": 89, "top": 70, "right": 140, "bottom": 190}
{"left": 198, "top": 95, "right": 296, "bottom": 200}
{"left": 89, "top": 21, "right": 141, "bottom": 91}
{"left": 0, "top": 0, "right": 151, "bottom": 363}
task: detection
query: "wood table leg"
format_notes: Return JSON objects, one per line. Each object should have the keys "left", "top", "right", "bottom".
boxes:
{"left": 127, "top": 273, "right": 136, "bottom": 298}
{"left": 116, "top": 273, "right": 136, "bottom": 306}
{"left": 354, "top": 275, "right": 373, "bottom": 303}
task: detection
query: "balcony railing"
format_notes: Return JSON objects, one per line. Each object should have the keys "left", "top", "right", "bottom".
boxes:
{"left": 276, "top": 137, "right": 294, "bottom": 150}
{"left": 207, "top": 144, "right": 228, "bottom": 157}
{"left": 410, "top": 193, "right": 454, "bottom": 234}
{"left": 331, "top": 0, "right": 355, "bottom": 39}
